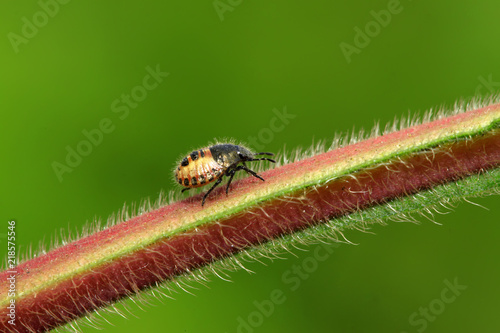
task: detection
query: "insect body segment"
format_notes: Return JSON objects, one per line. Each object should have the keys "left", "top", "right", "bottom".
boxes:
{"left": 175, "top": 143, "right": 275, "bottom": 206}
{"left": 176, "top": 148, "right": 223, "bottom": 188}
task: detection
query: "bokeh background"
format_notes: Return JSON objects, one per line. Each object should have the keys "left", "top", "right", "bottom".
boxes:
{"left": 1, "top": 1, "right": 500, "bottom": 332}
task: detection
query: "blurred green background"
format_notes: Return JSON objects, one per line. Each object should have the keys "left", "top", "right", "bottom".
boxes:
{"left": 1, "top": 1, "right": 499, "bottom": 332}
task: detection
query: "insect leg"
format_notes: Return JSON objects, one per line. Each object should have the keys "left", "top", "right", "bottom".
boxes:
{"left": 249, "top": 157, "right": 276, "bottom": 163}
{"left": 225, "top": 169, "right": 237, "bottom": 195}
{"left": 255, "top": 152, "right": 274, "bottom": 156}
{"left": 202, "top": 176, "right": 224, "bottom": 206}
{"left": 239, "top": 163, "right": 265, "bottom": 181}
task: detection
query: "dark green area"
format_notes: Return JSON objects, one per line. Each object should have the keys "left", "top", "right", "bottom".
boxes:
{"left": 1, "top": 1, "right": 499, "bottom": 332}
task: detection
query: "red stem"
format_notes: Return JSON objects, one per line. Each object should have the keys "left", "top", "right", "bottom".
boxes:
{"left": 1, "top": 128, "right": 498, "bottom": 332}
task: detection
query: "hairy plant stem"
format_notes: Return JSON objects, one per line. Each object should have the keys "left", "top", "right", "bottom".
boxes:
{"left": 1, "top": 101, "right": 499, "bottom": 333}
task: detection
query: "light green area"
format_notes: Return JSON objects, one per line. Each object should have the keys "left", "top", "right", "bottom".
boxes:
{"left": 1, "top": 1, "right": 500, "bottom": 332}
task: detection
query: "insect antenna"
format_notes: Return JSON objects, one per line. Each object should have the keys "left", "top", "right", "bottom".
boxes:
{"left": 250, "top": 157, "right": 276, "bottom": 163}
{"left": 255, "top": 152, "right": 274, "bottom": 156}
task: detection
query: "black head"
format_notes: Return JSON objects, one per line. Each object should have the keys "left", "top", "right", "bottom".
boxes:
{"left": 197, "top": 143, "right": 276, "bottom": 206}
{"left": 209, "top": 144, "right": 276, "bottom": 167}
{"left": 237, "top": 147, "right": 276, "bottom": 164}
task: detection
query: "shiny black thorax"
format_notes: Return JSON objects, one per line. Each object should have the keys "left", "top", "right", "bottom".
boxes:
{"left": 209, "top": 144, "right": 254, "bottom": 169}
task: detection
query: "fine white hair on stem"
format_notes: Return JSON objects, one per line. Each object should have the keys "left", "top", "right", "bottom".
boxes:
{"left": 10, "top": 93, "right": 500, "bottom": 267}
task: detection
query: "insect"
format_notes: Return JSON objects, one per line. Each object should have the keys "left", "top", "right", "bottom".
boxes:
{"left": 175, "top": 143, "right": 275, "bottom": 206}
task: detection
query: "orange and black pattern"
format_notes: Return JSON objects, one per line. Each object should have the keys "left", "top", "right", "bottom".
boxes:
{"left": 175, "top": 148, "right": 224, "bottom": 188}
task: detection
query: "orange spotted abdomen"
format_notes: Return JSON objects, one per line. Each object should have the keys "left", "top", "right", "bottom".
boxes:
{"left": 175, "top": 148, "right": 224, "bottom": 188}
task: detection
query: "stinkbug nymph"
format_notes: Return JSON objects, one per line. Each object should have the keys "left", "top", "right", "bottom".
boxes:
{"left": 175, "top": 143, "right": 275, "bottom": 206}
